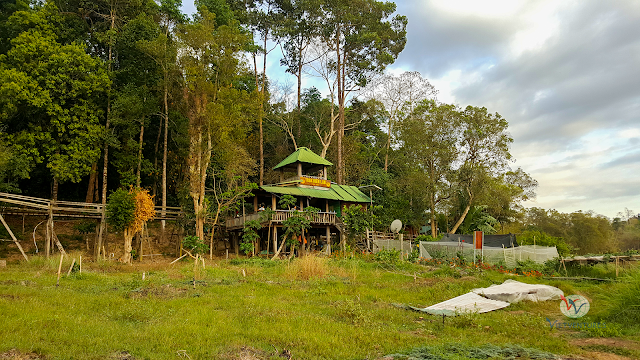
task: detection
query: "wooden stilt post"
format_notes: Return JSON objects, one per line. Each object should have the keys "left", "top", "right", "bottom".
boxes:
{"left": 366, "top": 228, "right": 370, "bottom": 253}
{"left": 0, "top": 213, "right": 28, "bottom": 261}
{"left": 234, "top": 232, "right": 239, "bottom": 256}
{"left": 266, "top": 223, "right": 271, "bottom": 257}
{"left": 273, "top": 226, "right": 278, "bottom": 258}
{"left": 326, "top": 226, "right": 331, "bottom": 255}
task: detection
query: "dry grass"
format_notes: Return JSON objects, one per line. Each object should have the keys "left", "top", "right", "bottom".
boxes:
{"left": 285, "top": 255, "right": 328, "bottom": 280}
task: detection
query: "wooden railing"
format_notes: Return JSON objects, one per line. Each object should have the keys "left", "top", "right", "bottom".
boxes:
{"left": 225, "top": 210, "right": 338, "bottom": 229}
{"left": 0, "top": 192, "right": 182, "bottom": 220}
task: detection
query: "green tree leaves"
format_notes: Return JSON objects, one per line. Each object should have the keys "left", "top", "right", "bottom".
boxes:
{"left": 1, "top": 14, "right": 109, "bottom": 185}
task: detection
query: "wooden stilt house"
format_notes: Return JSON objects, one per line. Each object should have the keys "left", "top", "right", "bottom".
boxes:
{"left": 225, "top": 147, "right": 372, "bottom": 255}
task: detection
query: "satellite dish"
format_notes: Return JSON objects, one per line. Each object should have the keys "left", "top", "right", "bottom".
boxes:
{"left": 390, "top": 219, "right": 402, "bottom": 233}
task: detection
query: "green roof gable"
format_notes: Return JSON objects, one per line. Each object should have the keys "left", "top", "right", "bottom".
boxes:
{"left": 273, "top": 147, "right": 333, "bottom": 170}
{"left": 261, "top": 184, "right": 371, "bottom": 203}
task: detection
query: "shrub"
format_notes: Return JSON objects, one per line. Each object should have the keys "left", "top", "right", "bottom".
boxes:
{"left": 182, "top": 235, "right": 209, "bottom": 256}
{"left": 374, "top": 248, "right": 401, "bottom": 263}
{"left": 415, "top": 234, "right": 442, "bottom": 242}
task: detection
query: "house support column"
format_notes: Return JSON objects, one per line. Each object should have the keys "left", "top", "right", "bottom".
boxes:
{"left": 271, "top": 194, "right": 276, "bottom": 210}
{"left": 234, "top": 232, "right": 239, "bottom": 256}
{"left": 326, "top": 226, "right": 331, "bottom": 255}
{"left": 273, "top": 226, "right": 278, "bottom": 257}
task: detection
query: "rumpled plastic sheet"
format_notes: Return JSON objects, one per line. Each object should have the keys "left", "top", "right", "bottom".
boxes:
{"left": 472, "top": 279, "right": 564, "bottom": 303}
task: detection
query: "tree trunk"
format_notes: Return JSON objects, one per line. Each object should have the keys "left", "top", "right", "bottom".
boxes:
{"left": 430, "top": 193, "right": 437, "bottom": 238}
{"left": 97, "top": 11, "right": 115, "bottom": 259}
{"left": 161, "top": 84, "right": 168, "bottom": 240}
{"left": 450, "top": 190, "right": 473, "bottom": 234}
{"left": 152, "top": 115, "right": 163, "bottom": 200}
{"left": 384, "top": 117, "right": 392, "bottom": 172}
{"left": 271, "top": 233, "right": 287, "bottom": 260}
{"left": 122, "top": 228, "right": 133, "bottom": 264}
{"left": 52, "top": 177, "right": 59, "bottom": 202}
{"left": 136, "top": 123, "right": 144, "bottom": 187}
{"left": 85, "top": 163, "right": 98, "bottom": 203}
{"left": 296, "top": 48, "right": 302, "bottom": 141}
{"left": 336, "top": 28, "right": 344, "bottom": 185}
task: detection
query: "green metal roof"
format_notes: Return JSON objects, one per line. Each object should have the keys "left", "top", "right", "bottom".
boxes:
{"left": 261, "top": 184, "right": 371, "bottom": 203}
{"left": 272, "top": 147, "right": 333, "bottom": 170}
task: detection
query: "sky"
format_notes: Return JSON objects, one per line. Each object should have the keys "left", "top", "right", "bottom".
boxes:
{"left": 181, "top": 0, "right": 640, "bottom": 219}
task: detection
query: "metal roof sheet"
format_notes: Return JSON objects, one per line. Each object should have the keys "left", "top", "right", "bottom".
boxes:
{"left": 261, "top": 184, "right": 371, "bottom": 203}
{"left": 272, "top": 147, "right": 333, "bottom": 170}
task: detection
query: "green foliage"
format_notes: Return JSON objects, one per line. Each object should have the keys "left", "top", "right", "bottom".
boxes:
{"left": 459, "top": 205, "right": 499, "bottom": 234}
{"left": 278, "top": 194, "right": 297, "bottom": 210}
{"left": 374, "top": 248, "right": 401, "bottom": 264}
{"left": 415, "top": 234, "right": 442, "bottom": 242}
{"left": 525, "top": 208, "right": 616, "bottom": 255}
{"left": 407, "top": 244, "right": 420, "bottom": 263}
{"left": 518, "top": 229, "right": 573, "bottom": 257}
{"left": 182, "top": 235, "right": 209, "bottom": 256}
{"left": 342, "top": 204, "right": 381, "bottom": 241}
{"left": 281, "top": 206, "right": 319, "bottom": 249}
{"left": 73, "top": 221, "right": 96, "bottom": 235}
{"left": 106, "top": 188, "right": 136, "bottom": 232}
{"left": 598, "top": 269, "right": 640, "bottom": 329}
{"left": 0, "top": 6, "right": 109, "bottom": 185}
{"left": 241, "top": 219, "right": 261, "bottom": 255}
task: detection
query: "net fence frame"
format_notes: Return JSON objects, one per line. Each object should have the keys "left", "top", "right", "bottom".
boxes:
{"left": 372, "top": 238, "right": 413, "bottom": 255}
{"left": 419, "top": 241, "right": 558, "bottom": 267}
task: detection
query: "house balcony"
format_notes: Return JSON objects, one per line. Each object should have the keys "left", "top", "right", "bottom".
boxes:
{"left": 225, "top": 209, "right": 339, "bottom": 230}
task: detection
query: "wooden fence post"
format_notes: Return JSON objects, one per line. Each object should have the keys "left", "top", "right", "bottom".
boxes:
{"left": 0, "top": 214, "right": 28, "bottom": 261}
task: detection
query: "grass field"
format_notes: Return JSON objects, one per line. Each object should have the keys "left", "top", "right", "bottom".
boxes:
{"left": 0, "top": 253, "right": 639, "bottom": 359}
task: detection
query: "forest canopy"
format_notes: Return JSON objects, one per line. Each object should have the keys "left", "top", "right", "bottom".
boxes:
{"left": 0, "top": 0, "right": 631, "bottom": 254}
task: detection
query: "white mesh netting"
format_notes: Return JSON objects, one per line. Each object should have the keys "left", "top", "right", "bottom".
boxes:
{"left": 419, "top": 241, "right": 558, "bottom": 267}
{"left": 372, "top": 239, "right": 413, "bottom": 255}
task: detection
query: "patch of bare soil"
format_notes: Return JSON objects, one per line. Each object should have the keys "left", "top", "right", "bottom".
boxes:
{"left": 567, "top": 337, "right": 640, "bottom": 360}
{"left": 0, "top": 349, "right": 44, "bottom": 359}
{"left": 570, "top": 338, "right": 640, "bottom": 351}
{"left": 109, "top": 351, "right": 136, "bottom": 360}
{"left": 573, "top": 352, "right": 634, "bottom": 360}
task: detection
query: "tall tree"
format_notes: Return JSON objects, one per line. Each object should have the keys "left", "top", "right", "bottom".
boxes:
{"left": 0, "top": 7, "right": 109, "bottom": 200}
{"left": 277, "top": 0, "right": 321, "bottom": 140}
{"left": 449, "top": 106, "right": 513, "bottom": 234}
{"left": 177, "top": 7, "right": 252, "bottom": 240}
{"left": 365, "top": 71, "right": 437, "bottom": 172}
{"left": 138, "top": 0, "right": 185, "bottom": 239}
{"left": 400, "top": 100, "right": 459, "bottom": 237}
{"left": 318, "top": 0, "right": 406, "bottom": 184}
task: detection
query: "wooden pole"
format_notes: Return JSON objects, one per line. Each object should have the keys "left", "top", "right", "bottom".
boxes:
{"left": 46, "top": 206, "right": 52, "bottom": 258}
{"left": 67, "top": 258, "right": 76, "bottom": 276}
{"left": 616, "top": 256, "right": 619, "bottom": 277}
{"left": 79, "top": 255, "right": 82, "bottom": 273}
{"left": 56, "top": 253, "right": 64, "bottom": 286}
{"left": 326, "top": 226, "right": 331, "bottom": 255}
{"left": 0, "top": 213, "right": 28, "bottom": 261}
{"left": 273, "top": 226, "right": 278, "bottom": 257}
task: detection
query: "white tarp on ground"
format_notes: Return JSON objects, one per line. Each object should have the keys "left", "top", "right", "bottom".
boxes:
{"left": 423, "top": 292, "right": 511, "bottom": 314}
{"left": 472, "top": 279, "right": 564, "bottom": 303}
